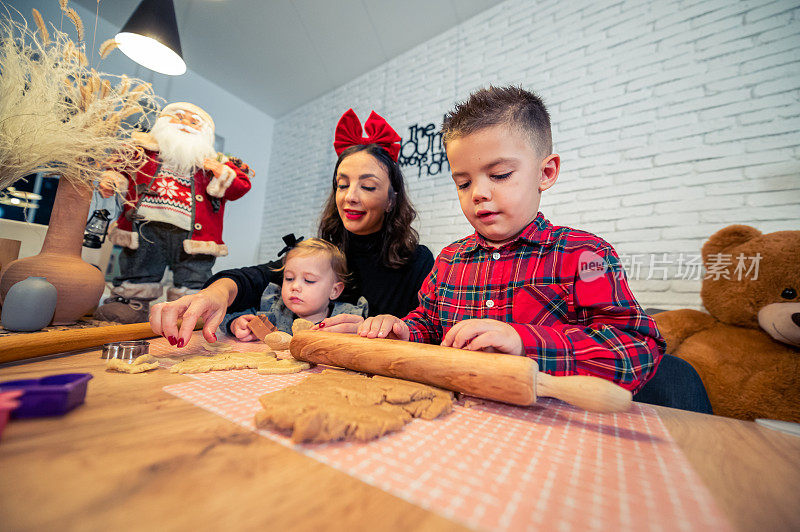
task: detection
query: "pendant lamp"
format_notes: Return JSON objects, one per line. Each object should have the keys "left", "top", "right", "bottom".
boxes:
{"left": 115, "top": 0, "right": 186, "bottom": 75}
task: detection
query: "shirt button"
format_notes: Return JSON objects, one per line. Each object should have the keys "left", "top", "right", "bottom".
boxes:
{"left": 492, "top": 252, "right": 500, "bottom": 260}
{"left": 485, "top": 299, "right": 495, "bottom": 308}
{"left": 195, "top": 194, "right": 203, "bottom": 201}
{"left": 194, "top": 223, "right": 202, "bottom": 230}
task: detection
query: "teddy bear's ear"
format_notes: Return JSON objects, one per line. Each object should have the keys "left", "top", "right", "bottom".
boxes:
{"left": 701, "top": 225, "right": 762, "bottom": 260}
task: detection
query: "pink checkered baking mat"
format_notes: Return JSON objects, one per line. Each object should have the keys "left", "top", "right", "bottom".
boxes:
{"left": 154, "top": 334, "right": 731, "bottom": 531}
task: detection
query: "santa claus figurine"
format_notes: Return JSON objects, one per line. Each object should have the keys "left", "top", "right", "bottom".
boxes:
{"left": 95, "top": 102, "right": 252, "bottom": 323}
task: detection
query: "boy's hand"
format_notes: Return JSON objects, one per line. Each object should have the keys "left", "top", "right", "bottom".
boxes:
{"left": 442, "top": 319, "right": 524, "bottom": 356}
{"left": 230, "top": 314, "right": 258, "bottom": 342}
{"left": 357, "top": 315, "right": 410, "bottom": 341}
{"left": 312, "top": 313, "right": 364, "bottom": 334}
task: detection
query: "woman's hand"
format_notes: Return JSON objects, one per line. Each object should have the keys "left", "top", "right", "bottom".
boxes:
{"left": 441, "top": 319, "right": 523, "bottom": 355}
{"left": 312, "top": 313, "right": 364, "bottom": 334}
{"left": 149, "top": 279, "right": 237, "bottom": 347}
{"left": 357, "top": 315, "right": 410, "bottom": 341}
{"left": 230, "top": 314, "right": 258, "bottom": 342}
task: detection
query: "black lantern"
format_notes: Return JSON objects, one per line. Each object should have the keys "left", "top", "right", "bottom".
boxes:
{"left": 83, "top": 209, "right": 112, "bottom": 249}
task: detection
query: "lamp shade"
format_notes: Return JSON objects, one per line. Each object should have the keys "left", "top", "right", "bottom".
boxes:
{"left": 115, "top": 0, "right": 186, "bottom": 75}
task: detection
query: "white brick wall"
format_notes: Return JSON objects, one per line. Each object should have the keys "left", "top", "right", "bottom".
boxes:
{"left": 259, "top": 0, "right": 800, "bottom": 311}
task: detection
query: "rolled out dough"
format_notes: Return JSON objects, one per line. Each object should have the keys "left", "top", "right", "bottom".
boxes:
{"left": 106, "top": 354, "right": 160, "bottom": 373}
{"left": 254, "top": 370, "right": 454, "bottom": 443}
{"left": 170, "top": 352, "right": 277, "bottom": 374}
{"left": 257, "top": 358, "right": 311, "bottom": 374}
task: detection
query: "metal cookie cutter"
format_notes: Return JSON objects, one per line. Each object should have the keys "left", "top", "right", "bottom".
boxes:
{"left": 101, "top": 340, "right": 150, "bottom": 362}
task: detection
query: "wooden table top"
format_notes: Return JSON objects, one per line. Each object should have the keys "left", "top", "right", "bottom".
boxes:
{"left": 1, "top": 344, "right": 799, "bottom": 531}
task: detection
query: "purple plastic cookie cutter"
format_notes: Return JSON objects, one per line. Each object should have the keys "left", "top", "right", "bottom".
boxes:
{"left": 0, "top": 373, "right": 93, "bottom": 418}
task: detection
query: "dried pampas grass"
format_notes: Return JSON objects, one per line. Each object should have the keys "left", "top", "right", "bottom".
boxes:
{"left": 31, "top": 8, "right": 47, "bottom": 45}
{"left": 98, "top": 38, "right": 117, "bottom": 59}
{"left": 0, "top": 7, "right": 163, "bottom": 191}
{"left": 63, "top": 8, "right": 83, "bottom": 41}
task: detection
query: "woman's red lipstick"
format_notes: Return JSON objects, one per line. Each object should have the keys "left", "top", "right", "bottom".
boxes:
{"left": 344, "top": 209, "right": 365, "bottom": 220}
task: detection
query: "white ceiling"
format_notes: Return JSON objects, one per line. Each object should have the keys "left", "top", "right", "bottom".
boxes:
{"left": 74, "top": 0, "right": 500, "bottom": 117}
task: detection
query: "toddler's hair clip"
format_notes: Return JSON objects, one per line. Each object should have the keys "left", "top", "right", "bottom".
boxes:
{"left": 277, "top": 233, "right": 304, "bottom": 257}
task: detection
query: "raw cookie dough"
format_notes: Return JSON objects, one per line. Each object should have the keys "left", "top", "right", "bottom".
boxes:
{"left": 200, "top": 340, "right": 233, "bottom": 352}
{"left": 254, "top": 370, "right": 454, "bottom": 443}
{"left": 257, "top": 358, "right": 311, "bottom": 375}
{"left": 170, "top": 352, "right": 277, "bottom": 374}
{"left": 106, "top": 354, "right": 160, "bottom": 373}
{"left": 264, "top": 331, "right": 292, "bottom": 350}
{"left": 291, "top": 318, "right": 314, "bottom": 335}
{"left": 460, "top": 397, "right": 486, "bottom": 409}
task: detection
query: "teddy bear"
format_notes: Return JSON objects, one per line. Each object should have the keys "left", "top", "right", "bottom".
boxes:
{"left": 653, "top": 225, "right": 799, "bottom": 422}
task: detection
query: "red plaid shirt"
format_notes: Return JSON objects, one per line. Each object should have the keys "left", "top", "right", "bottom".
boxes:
{"left": 404, "top": 213, "right": 665, "bottom": 392}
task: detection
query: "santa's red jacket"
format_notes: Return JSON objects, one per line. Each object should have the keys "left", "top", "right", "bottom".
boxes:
{"left": 109, "top": 149, "right": 251, "bottom": 257}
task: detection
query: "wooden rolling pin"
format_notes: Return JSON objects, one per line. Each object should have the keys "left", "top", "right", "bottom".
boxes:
{"left": 0, "top": 322, "right": 159, "bottom": 364}
{"left": 290, "top": 331, "right": 632, "bottom": 413}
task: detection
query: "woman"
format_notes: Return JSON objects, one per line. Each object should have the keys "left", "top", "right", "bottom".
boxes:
{"left": 150, "top": 109, "right": 434, "bottom": 346}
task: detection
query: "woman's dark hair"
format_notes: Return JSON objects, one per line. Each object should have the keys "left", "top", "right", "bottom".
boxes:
{"left": 318, "top": 144, "right": 419, "bottom": 269}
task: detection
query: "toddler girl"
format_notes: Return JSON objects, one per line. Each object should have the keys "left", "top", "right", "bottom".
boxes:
{"left": 224, "top": 238, "right": 367, "bottom": 340}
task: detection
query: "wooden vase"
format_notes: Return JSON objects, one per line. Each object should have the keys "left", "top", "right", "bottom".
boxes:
{"left": 0, "top": 177, "right": 105, "bottom": 325}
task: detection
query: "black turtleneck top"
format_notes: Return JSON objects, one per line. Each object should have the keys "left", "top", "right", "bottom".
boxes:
{"left": 206, "top": 231, "right": 434, "bottom": 319}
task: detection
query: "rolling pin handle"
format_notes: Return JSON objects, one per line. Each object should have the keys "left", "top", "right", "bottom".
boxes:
{"left": 535, "top": 373, "right": 632, "bottom": 413}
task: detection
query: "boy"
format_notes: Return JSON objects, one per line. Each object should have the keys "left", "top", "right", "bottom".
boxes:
{"left": 358, "top": 86, "right": 664, "bottom": 392}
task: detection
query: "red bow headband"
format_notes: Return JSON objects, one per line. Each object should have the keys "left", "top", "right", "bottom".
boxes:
{"left": 333, "top": 109, "right": 401, "bottom": 162}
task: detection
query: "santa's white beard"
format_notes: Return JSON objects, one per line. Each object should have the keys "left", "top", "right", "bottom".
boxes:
{"left": 150, "top": 117, "right": 216, "bottom": 175}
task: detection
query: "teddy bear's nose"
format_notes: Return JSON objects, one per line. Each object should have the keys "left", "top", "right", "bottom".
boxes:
{"left": 792, "top": 313, "right": 800, "bottom": 327}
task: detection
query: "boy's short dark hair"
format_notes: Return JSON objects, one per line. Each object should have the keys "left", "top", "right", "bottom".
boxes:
{"left": 442, "top": 86, "right": 552, "bottom": 156}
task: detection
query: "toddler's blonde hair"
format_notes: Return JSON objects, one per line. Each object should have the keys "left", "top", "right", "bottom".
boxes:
{"left": 281, "top": 238, "right": 349, "bottom": 284}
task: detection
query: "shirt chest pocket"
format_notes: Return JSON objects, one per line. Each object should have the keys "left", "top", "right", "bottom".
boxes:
{"left": 511, "top": 283, "right": 574, "bottom": 326}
